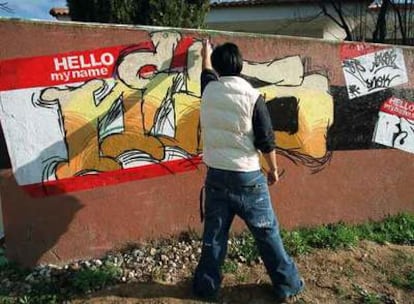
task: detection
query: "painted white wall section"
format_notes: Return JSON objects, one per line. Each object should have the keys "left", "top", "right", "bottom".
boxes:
{"left": 342, "top": 48, "right": 408, "bottom": 99}
{"left": 0, "top": 87, "right": 68, "bottom": 185}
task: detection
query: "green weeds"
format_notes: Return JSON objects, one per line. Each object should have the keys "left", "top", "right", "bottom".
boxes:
{"left": 358, "top": 213, "right": 414, "bottom": 245}
{"left": 282, "top": 213, "right": 414, "bottom": 256}
{"left": 222, "top": 260, "right": 238, "bottom": 274}
{"left": 389, "top": 250, "right": 414, "bottom": 290}
{"left": 227, "top": 234, "right": 259, "bottom": 264}
{"left": 353, "top": 284, "right": 385, "bottom": 304}
{"left": 0, "top": 260, "right": 121, "bottom": 303}
{"left": 390, "top": 271, "right": 414, "bottom": 290}
{"left": 71, "top": 264, "right": 121, "bottom": 293}
{"left": 282, "top": 222, "right": 360, "bottom": 255}
{"left": 225, "top": 213, "right": 413, "bottom": 262}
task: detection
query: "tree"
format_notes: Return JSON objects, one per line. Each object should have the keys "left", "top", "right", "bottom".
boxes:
{"left": 317, "top": 0, "right": 364, "bottom": 41}
{"left": 378, "top": 0, "right": 414, "bottom": 45}
{"left": 317, "top": 0, "right": 414, "bottom": 45}
{"left": 66, "top": 0, "right": 210, "bottom": 28}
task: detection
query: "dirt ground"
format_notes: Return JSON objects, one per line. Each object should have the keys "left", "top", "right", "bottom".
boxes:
{"left": 71, "top": 241, "right": 414, "bottom": 304}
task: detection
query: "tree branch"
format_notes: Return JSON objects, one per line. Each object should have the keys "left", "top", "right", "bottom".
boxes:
{"left": 0, "top": 2, "right": 13, "bottom": 13}
{"left": 318, "top": 0, "right": 354, "bottom": 40}
{"left": 373, "top": 0, "right": 390, "bottom": 43}
{"left": 389, "top": 0, "right": 407, "bottom": 44}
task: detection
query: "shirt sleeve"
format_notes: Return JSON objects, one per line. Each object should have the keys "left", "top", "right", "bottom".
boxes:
{"left": 201, "top": 69, "right": 218, "bottom": 94}
{"left": 252, "top": 95, "right": 276, "bottom": 153}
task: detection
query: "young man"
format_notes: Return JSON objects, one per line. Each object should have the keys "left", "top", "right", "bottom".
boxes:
{"left": 193, "top": 40, "right": 304, "bottom": 302}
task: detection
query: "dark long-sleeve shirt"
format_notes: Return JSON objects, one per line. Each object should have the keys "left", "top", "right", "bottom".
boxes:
{"left": 201, "top": 69, "right": 276, "bottom": 153}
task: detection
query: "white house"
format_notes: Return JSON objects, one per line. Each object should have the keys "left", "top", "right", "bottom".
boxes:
{"left": 207, "top": 0, "right": 359, "bottom": 40}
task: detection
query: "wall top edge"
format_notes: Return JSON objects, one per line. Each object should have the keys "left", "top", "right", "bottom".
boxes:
{"left": 0, "top": 17, "right": 335, "bottom": 43}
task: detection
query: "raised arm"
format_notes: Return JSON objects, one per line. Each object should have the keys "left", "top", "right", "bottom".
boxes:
{"left": 200, "top": 39, "right": 218, "bottom": 94}
{"left": 202, "top": 39, "right": 213, "bottom": 70}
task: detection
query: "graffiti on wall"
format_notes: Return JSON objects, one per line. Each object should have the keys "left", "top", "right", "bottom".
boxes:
{"left": 0, "top": 31, "right": 333, "bottom": 196}
{"left": 334, "top": 43, "right": 414, "bottom": 154}
{"left": 373, "top": 96, "right": 414, "bottom": 153}
{"left": 242, "top": 56, "right": 334, "bottom": 172}
{"left": 36, "top": 32, "right": 204, "bottom": 181}
{"left": 342, "top": 47, "right": 408, "bottom": 99}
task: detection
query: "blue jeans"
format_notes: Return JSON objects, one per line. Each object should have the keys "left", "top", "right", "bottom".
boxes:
{"left": 193, "top": 167, "right": 303, "bottom": 299}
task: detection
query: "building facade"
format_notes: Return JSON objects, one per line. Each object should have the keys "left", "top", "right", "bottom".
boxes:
{"left": 50, "top": 0, "right": 372, "bottom": 40}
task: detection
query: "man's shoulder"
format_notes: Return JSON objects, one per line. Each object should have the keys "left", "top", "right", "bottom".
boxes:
{"left": 235, "top": 77, "right": 260, "bottom": 100}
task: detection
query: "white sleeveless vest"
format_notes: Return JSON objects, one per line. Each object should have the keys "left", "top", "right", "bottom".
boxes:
{"left": 201, "top": 76, "right": 261, "bottom": 172}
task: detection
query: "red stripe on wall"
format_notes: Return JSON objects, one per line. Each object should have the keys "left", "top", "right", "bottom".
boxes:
{"left": 0, "top": 37, "right": 196, "bottom": 91}
{"left": 340, "top": 43, "right": 384, "bottom": 60}
{"left": 0, "top": 45, "right": 127, "bottom": 90}
{"left": 22, "top": 156, "right": 203, "bottom": 198}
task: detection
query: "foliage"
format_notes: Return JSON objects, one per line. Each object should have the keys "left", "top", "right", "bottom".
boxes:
{"left": 230, "top": 213, "right": 413, "bottom": 258}
{"left": 0, "top": 257, "right": 121, "bottom": 303}
{"left": 281, "top": 222, "right": 359, "bottom": 255}
{"left": 389, "top": 250, "right": 414, "bottom": 290}
{"left": 353, "top": 284, "right": 386, "bottom": 304}
{"left": 0, "top": 279, "right": 61, "bottom": 304}
{"left": 222, "top": 259, "right": 238, "bottom": 274}
{"left": 227, "top": 233, "right": 260, "bottom": 264}
{"left": 390, "top": 271, "right": 414, "bottom": 290}
{"left": 302, "top": 222, "right": 359, "bottom": 250}
{"left": 281, "top": 230, "right": 311, "bottom": 256}
{"left": 357, "top": 213, "right": 414, "bottom": 245}
{"left": 0, "top": 248, "right": 8, "bottom": 268}
{"left": 66, "top": 0, "right": 210, "bottom": 28}
{"left": 0, "top": 249, "right": 31, "bottom": 286}
{"left": 148, "top": 0, "right": 209, "bottom": 28}
{"left": 71, "top": 264, "right": 121, "bottom": 293}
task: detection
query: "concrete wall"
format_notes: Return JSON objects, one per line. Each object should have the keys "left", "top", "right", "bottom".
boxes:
{"left": 0, "top": 19, "right": 413, "bottom": 267}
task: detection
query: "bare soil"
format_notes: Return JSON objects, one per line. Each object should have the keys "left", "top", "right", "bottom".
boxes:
{"left": 71, "top": 241, "right": 414, "bottom": 304}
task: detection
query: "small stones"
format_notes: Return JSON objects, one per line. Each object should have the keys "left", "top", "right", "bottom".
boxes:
{"left": 132, "top": 249, "right": 143, "bottom": 257}
{"left": 0, "top": 235, "right": 252, "bottom": 297}
{"left": 160, "top": 254, "right": 169, "bottom": 262}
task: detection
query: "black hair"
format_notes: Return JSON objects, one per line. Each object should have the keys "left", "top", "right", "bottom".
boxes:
{"left": 211, "top": 43, "right": 243, "bottom": 76}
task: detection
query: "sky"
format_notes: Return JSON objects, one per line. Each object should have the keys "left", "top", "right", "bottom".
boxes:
{"left": 0, "top": 0, "right": 66, "bottom": 20}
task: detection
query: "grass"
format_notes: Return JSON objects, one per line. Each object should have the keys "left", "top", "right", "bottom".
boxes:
{"left": 333, "top": 285, "right": 350, "bottom": 300}
{"left": 280, "top": 222, "right": 360, "bottom": 256}
{"left": 0, "top": 256, "right": 121, "bottom": 303}
{"left": 225, "top": 212, "right": 413, "bottom": 275}
{"left": 390, "top": 271, "right": 414, "bottom": 290}
{"left": 389, "top": 250, "right": 414, "bottom": 290}
{"left": 280, "top": 212, "right": 414, "bottom": 257}
{"left": 227, "top": 235, "right": 259, "bottom": 264}
{"left": 0, "top": 212, "right": 413, "bottom": 303}
{"left": 357, "top": 213, "right": 414, "bottom": 245}
{"left": 71, "top": 264, "right": 121, "bottom": 293}
{"left": 352, "top": 284, "right": 387, "bottom": 304}
{"left": 222, "top": 260, "right": 238, "bottom": 274}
